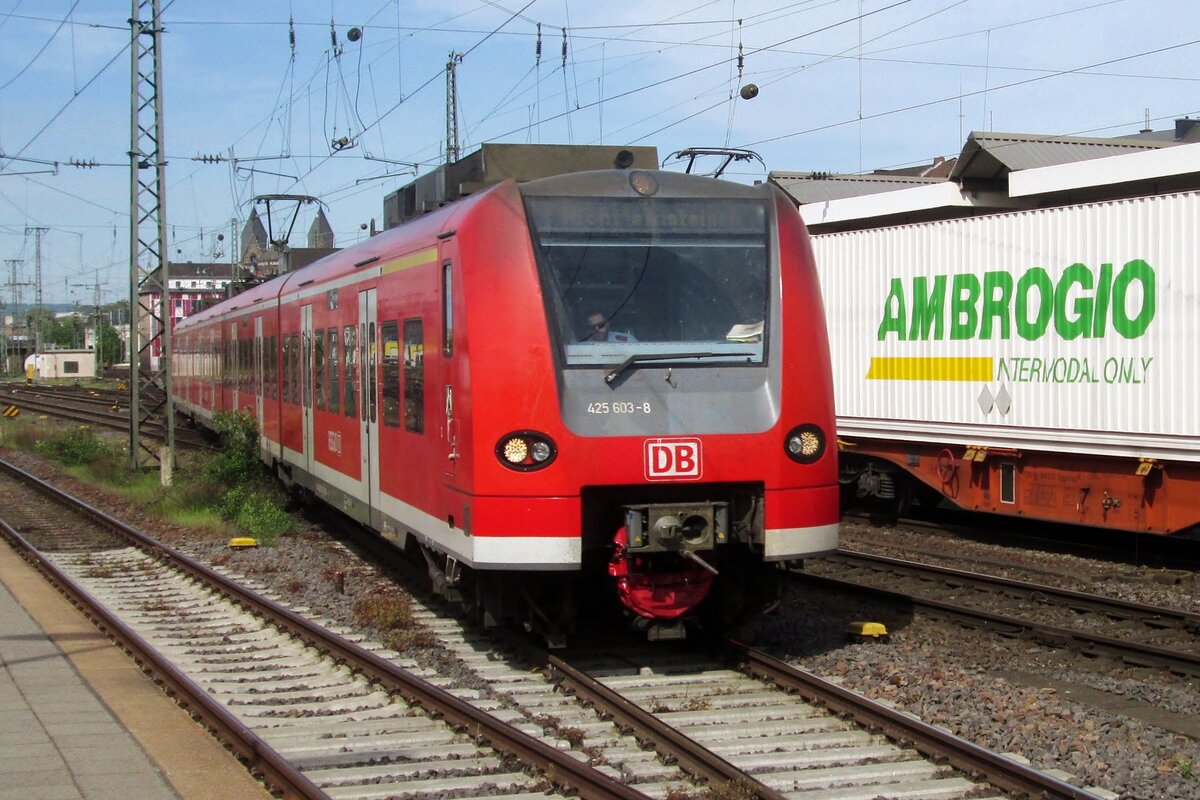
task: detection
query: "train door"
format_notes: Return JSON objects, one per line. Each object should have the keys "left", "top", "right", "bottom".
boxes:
{"left": 254, "top": 316, "right": 264, "bottom": 438}
{"left": 359, "top": 289, "right": 380, "bottom": 526}
{"left": 301, "top": 304, "right": 314, "bottom": 478}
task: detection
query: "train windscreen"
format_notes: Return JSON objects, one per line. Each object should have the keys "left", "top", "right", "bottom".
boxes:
{"left": 524, "top": 195, "right": 770, "bottom": 366}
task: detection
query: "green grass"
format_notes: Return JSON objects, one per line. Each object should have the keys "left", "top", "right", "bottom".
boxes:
{"left": 100, "top": 469, "right": 178, "bottom": 503}
{"left": 164, "top": 506, "right": 229, "bottom": 531}
{"left": 0, "top": 418, "right": 46, "bottom": 451}
{"left": 354, "top": 591, "right": 436, "bottom": 650}
{"left": 5, "top": 411, "right": 295, "bottom": 546}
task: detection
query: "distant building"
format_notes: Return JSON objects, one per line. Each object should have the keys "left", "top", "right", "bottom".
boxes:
{"left": 239, "top": 205, "right": 338, "bottom": 279}
{"left": 139, "top": 261, "right": 238, "bottom": 371}
{"left": 29, "top": 348, "right": 96, "bottom": 381}
{"left": 308, "top": 208, "right": 335, "bottom": 248}
{"left": 770, "top": 118, "right": 1200, "bottom": 233}
{"left": 240, "top": 208, "right": 280, "bottom": 279}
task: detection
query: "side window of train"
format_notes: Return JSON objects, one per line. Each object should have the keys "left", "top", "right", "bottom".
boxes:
{"left": 281, "top": 335, "right": 291, "bottom": 403}
{"left": 291, "top": 332, "right": 302, "bottom": 406}
{"left": 381, "top": 321, "right": 400, "bottom": 428}
{"left": 266, "top": 336, "right": 275, "bottom": 399}
{"left": 271, "top": 335, "right": 279, "bottom": 400}
{"left": 314, "top": 329, "right": 326, "bottom": 412}
{"left": 284, "top": 333, "right": 294, "bottom": 405}
{"left": 404, "top": 318, "right": 424, "bottom": 433}
{"left": 328, "top": 328, "right": 339, "bottom": 415}
{"left": 343, "top": 325, "right": 356, "bottom": 419}
{"left": 241, "top": 338, "right": 249, "bottom": 392}
{"left": 442, "top": 261, "right": 452, "bottom": 357}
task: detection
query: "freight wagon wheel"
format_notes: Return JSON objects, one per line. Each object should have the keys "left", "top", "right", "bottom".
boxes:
{"left": 936, "top": 449, "right": 957, "bottom": 484}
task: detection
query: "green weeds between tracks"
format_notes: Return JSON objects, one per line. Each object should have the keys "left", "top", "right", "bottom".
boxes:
{"left": 3, "top": 411, "right": 293, "bottom": 545}
{"left": 353, "top": 590, "right": 437, "bottom": 650}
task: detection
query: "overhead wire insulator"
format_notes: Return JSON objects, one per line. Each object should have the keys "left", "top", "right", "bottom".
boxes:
{"left": 535, "top": 22, "right": 542, "bottom": 66}
{"left": 289, "top": 16, "right": 296, "bottom": 55}
{"left": 737, "top": 19, "right": 744, "bottom": 80}
{"left": 330, "top": 18, "right": 339, "bottom": 55}
{"left": 561, "top": 27, "right": 567, "bottom": 67}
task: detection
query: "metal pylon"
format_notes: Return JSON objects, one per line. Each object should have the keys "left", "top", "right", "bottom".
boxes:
{"left": 128, "top": 0, "right": 174, "bottom": 474}
{"left": 445, "top": 52, "right": 463, "bottom": 164}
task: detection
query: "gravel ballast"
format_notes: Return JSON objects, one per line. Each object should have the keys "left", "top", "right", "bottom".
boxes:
{"left": 5, "top": 444, "right": 1198, "bottom": 800}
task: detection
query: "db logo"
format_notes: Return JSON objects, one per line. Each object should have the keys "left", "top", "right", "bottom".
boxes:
{"left": 644, "top": 437, "right": 703, "bottom": 481}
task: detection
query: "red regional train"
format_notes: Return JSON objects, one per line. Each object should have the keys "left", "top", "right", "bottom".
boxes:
{"left": 172, "top": 166, "right": 839, "bottom": 643}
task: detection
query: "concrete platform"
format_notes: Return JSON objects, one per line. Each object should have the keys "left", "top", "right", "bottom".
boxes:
{"left": 0, "top": 543, "right": 272, "bottom": 800}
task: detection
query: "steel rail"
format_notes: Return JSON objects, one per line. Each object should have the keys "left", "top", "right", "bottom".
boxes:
{"left": 724, "top": 639, "right": 1106, "bottom": 800}
{"left": 0, "top": 520, "right": 330, "bottom": 800}
{"left": 0, "top": 457, "right": 646, "bottom": 800}
{"left": 547, "top": 653, "right": 789, "bottom": 800}
{"left": 833, "top": 549, "right": 1200, "bottom": 630}
{"left": 0, "top": 393, "right": 211, "bottom": 448}
{"left": 6, "top": 386, "right": 131, "bottom": 411}
{"left": 802, "top": 564, "right": 1200, "bottom": 677}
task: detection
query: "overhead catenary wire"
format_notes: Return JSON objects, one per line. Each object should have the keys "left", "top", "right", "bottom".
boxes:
{"left": 277, "top": 0, "right": 535, "bottom": 196}
{"left": 743, "top": 35, "right": 1200, "bottom": 150}
{"left": 250, "top": 0, "right": 1200, "bottom": 215}
{"left": 0, "top": 0, "right": 80, "bottom": 91}
{"left": 4, "top": 0, "right": 1199, "bottom": 279}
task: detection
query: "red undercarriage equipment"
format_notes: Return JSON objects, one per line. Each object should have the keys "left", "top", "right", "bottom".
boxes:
{"left": 607, "top": 527, "right": 714, "bottom": 619}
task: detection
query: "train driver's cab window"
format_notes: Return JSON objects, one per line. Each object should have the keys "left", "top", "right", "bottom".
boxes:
{"left": 524, "top": 194, "right": 770, "bottom": 367}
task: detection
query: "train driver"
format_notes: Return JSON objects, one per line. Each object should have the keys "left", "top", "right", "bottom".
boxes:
{"left": 585, "top": 311, "right": 637, "bottom": 343}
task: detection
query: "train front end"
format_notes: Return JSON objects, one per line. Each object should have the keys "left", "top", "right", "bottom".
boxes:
{"left": 519, "top": 168, "right": 839, "bottom": 638}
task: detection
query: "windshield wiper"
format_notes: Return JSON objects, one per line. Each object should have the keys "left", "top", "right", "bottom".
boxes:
{"left": 604, "top": 351, "right": 755, "bottom": 385}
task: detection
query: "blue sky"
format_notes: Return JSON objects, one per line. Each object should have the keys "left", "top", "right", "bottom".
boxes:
{"left": 2, "top": 0, "right": 1198, "bottom": 305}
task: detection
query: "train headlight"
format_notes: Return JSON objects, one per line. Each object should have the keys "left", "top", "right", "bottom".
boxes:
{"left": 496, "top": 431, "right": 557, "bottom": 471}
{"left": 629, "top": 170, "right": 659, "bottom": 196}
{"left": 503, "top": 438, "right": 528, "bottom": 463}
{"left": 784, "top": 424, "right": 826, "bottom": 464}
{"left": 530, "top": 441, "right": 552, "bottom": 462}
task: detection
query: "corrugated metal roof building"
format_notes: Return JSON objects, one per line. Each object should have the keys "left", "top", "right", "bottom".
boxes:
{"left": 771, "top": 120, "right": 1200, "bottom": 233}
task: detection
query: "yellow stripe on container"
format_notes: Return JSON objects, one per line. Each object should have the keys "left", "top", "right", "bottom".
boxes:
{"left": 866, "top": 357, "right": 993, "bottom": 381}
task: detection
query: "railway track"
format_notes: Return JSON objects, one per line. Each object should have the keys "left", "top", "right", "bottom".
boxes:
{"left": 844, "top": 507, "right": 1200, "bottom": 571}
{"left": 804, "top": 549, "right": 1200, "bottom": 677}
{"left": 0, "top": 383, "right": 211, "bottom": 449}
{"left": 547, "top": 640, "right": 1110, "bottom": 800}
{"left": 0, "top": 453, "right": 1117, "bottom": 799}
{"left": 0, "top": 457, "right": 648, "bottom": 800}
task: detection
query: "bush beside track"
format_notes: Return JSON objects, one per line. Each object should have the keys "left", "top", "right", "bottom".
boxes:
{"left": 1, "top": 410, "right": 293, "bottom": 544}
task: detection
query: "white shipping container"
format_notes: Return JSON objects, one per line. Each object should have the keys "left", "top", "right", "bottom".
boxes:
{"left": 811, "top": 191, "right": 1200, "bottom": 462}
